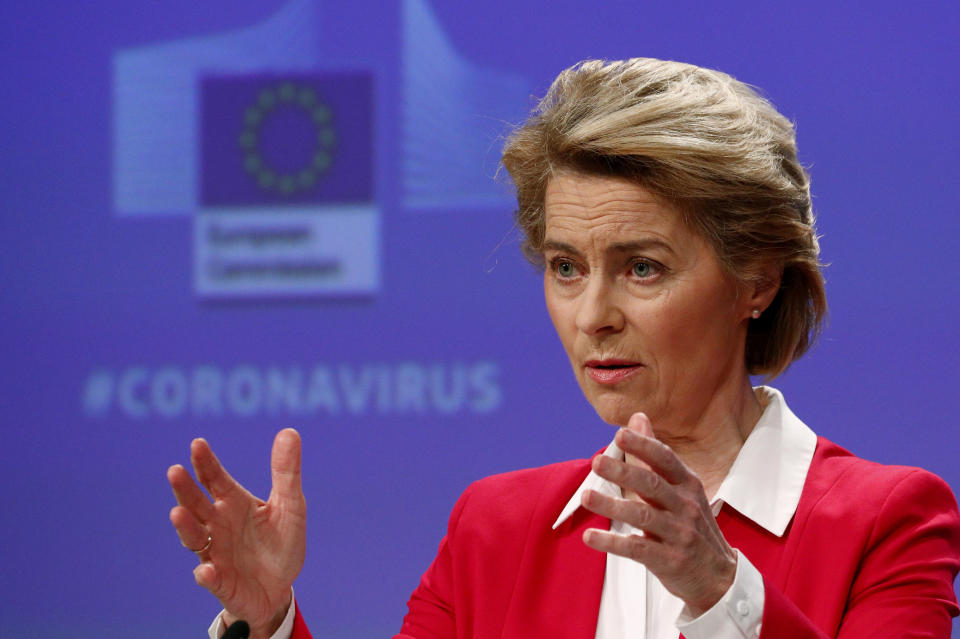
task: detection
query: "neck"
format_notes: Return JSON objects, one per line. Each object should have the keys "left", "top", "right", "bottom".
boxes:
{"left": 626, "top": 378, "right": 766, "bottom": 501}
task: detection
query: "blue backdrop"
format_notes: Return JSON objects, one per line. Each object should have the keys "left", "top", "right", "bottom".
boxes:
{"left": 1, "top": 1, "right": 958, "bottom": 636}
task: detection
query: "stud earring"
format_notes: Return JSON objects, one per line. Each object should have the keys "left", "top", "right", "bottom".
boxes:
{"left": 751, "top": 309, "right": 761, "bottom": 319}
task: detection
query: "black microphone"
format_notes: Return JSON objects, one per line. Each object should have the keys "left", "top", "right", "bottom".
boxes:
{"left": 223, "top": 620, "right": 250, "bottom": 639}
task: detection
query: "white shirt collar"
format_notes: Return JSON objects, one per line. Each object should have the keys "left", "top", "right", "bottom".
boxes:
{"left": 552, "top": 386, "right": 817, "bottom": 537}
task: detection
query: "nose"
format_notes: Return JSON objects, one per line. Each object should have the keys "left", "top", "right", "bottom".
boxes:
{"left": 575, "top": 276, "right": 624, "bottom": 336}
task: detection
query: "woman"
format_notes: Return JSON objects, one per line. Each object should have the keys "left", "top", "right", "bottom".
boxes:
{"left": 168, "top": 58, "right": 960, "bottom": 638}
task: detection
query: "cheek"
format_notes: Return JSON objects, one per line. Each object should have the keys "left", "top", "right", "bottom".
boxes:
{"left": 636, "top": 288, "right": 735, "bottom": 359}
{"left": 666, "top": 295, "right": 742, "bottom": 368}
{"left": 543, "top": 277, "right": 556, "bottom": 325}
{"left": 544, "top": 289, "right": 572, "bottom": 345}
{"left": 544, "top": 285, "right": 585, "bottom": 369}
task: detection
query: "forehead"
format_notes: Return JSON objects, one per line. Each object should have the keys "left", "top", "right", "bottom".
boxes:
{"left": 543, "top": 172, "right": 688, "bottom": 241}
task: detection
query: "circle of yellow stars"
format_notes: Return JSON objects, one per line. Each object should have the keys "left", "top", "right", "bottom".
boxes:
{"left": 238, "top": 83, "right": 337, "bottom": 195}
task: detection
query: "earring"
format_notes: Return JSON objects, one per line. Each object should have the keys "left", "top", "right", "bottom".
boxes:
{"left": 751, "top": 309, "right": 761, "bottom": 319}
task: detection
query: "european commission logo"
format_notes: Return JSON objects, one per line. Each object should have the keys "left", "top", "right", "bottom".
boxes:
{"left": 201, "top": 73, "right": 372, "bottom": 205}
{"left": 112, "top": 0, "right": 526, "bottom": 300}
{"left": 196, "top": 72, "right": 377, "bottom": 298}
{"left": 112, "top": 1, "right": 379, "bottom": 300}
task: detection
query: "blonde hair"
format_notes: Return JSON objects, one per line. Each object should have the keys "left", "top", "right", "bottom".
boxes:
{"left": 501, "top": 58, "right": 826, "bottom": 378}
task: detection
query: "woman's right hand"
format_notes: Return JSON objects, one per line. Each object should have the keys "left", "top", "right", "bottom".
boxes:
{"left": 167, "top": 428, "right": 307, "bottom": 639}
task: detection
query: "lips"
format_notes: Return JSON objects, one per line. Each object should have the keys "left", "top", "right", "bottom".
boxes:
{"left": 584, "top": 359, "right": 643, "bottom": 384}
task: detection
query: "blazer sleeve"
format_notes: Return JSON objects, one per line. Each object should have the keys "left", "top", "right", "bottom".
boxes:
{"left": 759, "top": 469, "right": 960, "bottom": 638}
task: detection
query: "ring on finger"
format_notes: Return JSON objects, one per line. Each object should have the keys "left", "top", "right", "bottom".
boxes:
{"left": 184, "top": 534, "right": 213, "bottom": 555}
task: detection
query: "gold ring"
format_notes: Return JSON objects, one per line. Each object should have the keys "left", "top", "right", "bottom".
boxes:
{"left": 186, "top": 534, "right": 213, "bottom": 554}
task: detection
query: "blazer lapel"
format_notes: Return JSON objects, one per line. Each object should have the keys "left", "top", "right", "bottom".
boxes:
{"left": 717, "top": 505, "right": 789, "bottom": 577}
{"left": 501, "top": 507, "right": 608, "bottom": 638}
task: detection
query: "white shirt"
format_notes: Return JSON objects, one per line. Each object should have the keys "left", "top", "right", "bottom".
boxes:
{"left": 209, "top": 591, "right": 297, "bottom": 639}
{"left": 210, "top": 386, "right": 816, "bottom": 639}
{"left": 551, "top": 386, "right": 817, "bottom": 639}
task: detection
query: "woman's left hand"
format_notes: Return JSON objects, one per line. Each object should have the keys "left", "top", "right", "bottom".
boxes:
{"left": 580, "top": 412, "right": 737, "bottom": 616}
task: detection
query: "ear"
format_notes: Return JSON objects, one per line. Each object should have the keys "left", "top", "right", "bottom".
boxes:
{"left": 743, "top": 263, "right": 782, "bottom": 319}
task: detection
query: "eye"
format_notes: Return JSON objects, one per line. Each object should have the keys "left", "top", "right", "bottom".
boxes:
{"left": 547, "top": 257, "right": 581, "bottom": 281}
{"left": 632, "top": 261, "right": 654, "bottom": 278}
{"left": 557, "top": 260, "right": 577, "bottom": 278}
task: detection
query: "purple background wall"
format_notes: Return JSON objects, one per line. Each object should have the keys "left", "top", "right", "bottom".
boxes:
{"left": 1, "top": 1, "right": 958, "bottom": 636}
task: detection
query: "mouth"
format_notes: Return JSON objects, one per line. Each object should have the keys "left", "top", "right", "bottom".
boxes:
{"left": 583, "top": 359, "right": 643, "bottom": 385}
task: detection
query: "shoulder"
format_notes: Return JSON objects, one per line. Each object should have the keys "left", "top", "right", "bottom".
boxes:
{"left": 807, "top": 437, "right": 957, "bottom": 502}
{"left": 787, "top": 439, "right": 960, "bottom": 630}
{"left": 799, "top": 437, "right": 960, "bottom": 539}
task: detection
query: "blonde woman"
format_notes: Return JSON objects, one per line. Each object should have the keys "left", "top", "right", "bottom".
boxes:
{"left": 169, "top": 58, "right": 960, "bottom": 639}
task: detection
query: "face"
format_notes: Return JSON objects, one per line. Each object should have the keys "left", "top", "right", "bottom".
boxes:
{"left": 542, "top": 172, "right": 757, "bottom": 431}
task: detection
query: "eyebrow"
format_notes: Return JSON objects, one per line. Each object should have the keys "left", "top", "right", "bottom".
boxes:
{"left": 541, "top": 238, "right": 676, "bottom": 256}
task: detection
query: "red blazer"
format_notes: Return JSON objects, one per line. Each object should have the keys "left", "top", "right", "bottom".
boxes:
{"left": 291, "top": 438, "right": 960, "bottom": 638}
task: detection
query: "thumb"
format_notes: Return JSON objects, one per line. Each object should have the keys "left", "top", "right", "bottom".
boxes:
{"left": 626, "top": 412, "right": 654, "bottom": 438}
{"left": 623, "top": 413, "right": 654, "bottom": 472}
{"left": 270, "top": 428, "right": 303, "bottom": 505}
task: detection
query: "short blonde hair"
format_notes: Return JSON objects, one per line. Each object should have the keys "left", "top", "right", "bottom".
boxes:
{"left": 501, "top": 58, "right": 826, "bottom": 378}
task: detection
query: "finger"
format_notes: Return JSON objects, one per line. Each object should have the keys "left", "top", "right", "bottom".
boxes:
{"left": 168, "top": 464, "right": 215, "bottom": 522}
{"left": 581, "top": 489, "right": 676, "bottom": 541}
{"left": 191, "top": 438, "right": 243, "bottom": 500}
{"left": 616, "top": 421, "right": 690, "bottom": 485}
{"left": 269, "top": 428, "right": 303, "bottom": 505}
{"left": 169, "top": 504, "right": 210, "bottom": 552}
{"left": 591, "top": 455, "right": 683, "bottom": 511}
{"left": 193, "top": 561, "right": 221, "bottom": 594}
{"left": 626, "top": 411, "right": 654, "bottom": 437}
{"left": 195, "top": 562, "right": 236, "bottom": 605}
{"left": 583, "top": 527, "right": 659, "bottom": 565}
{"left": 621, "top": 413, "right": 653, "bottom": 474}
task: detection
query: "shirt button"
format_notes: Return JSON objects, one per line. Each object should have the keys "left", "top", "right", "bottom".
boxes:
{"left": 736, "top": 600, "right": 750, "bottom": 617}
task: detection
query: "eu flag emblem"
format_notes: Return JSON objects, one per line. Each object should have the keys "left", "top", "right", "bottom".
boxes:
{"left": 200, "top": 72, "right": 373, "bottom": 207}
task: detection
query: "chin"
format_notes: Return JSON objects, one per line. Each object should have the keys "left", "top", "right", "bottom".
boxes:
{"left": 588, "top": 395, "right": 640, "bottom": 428}
{"left": 577, "top": 375, "right": 651, "bottom": 428}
